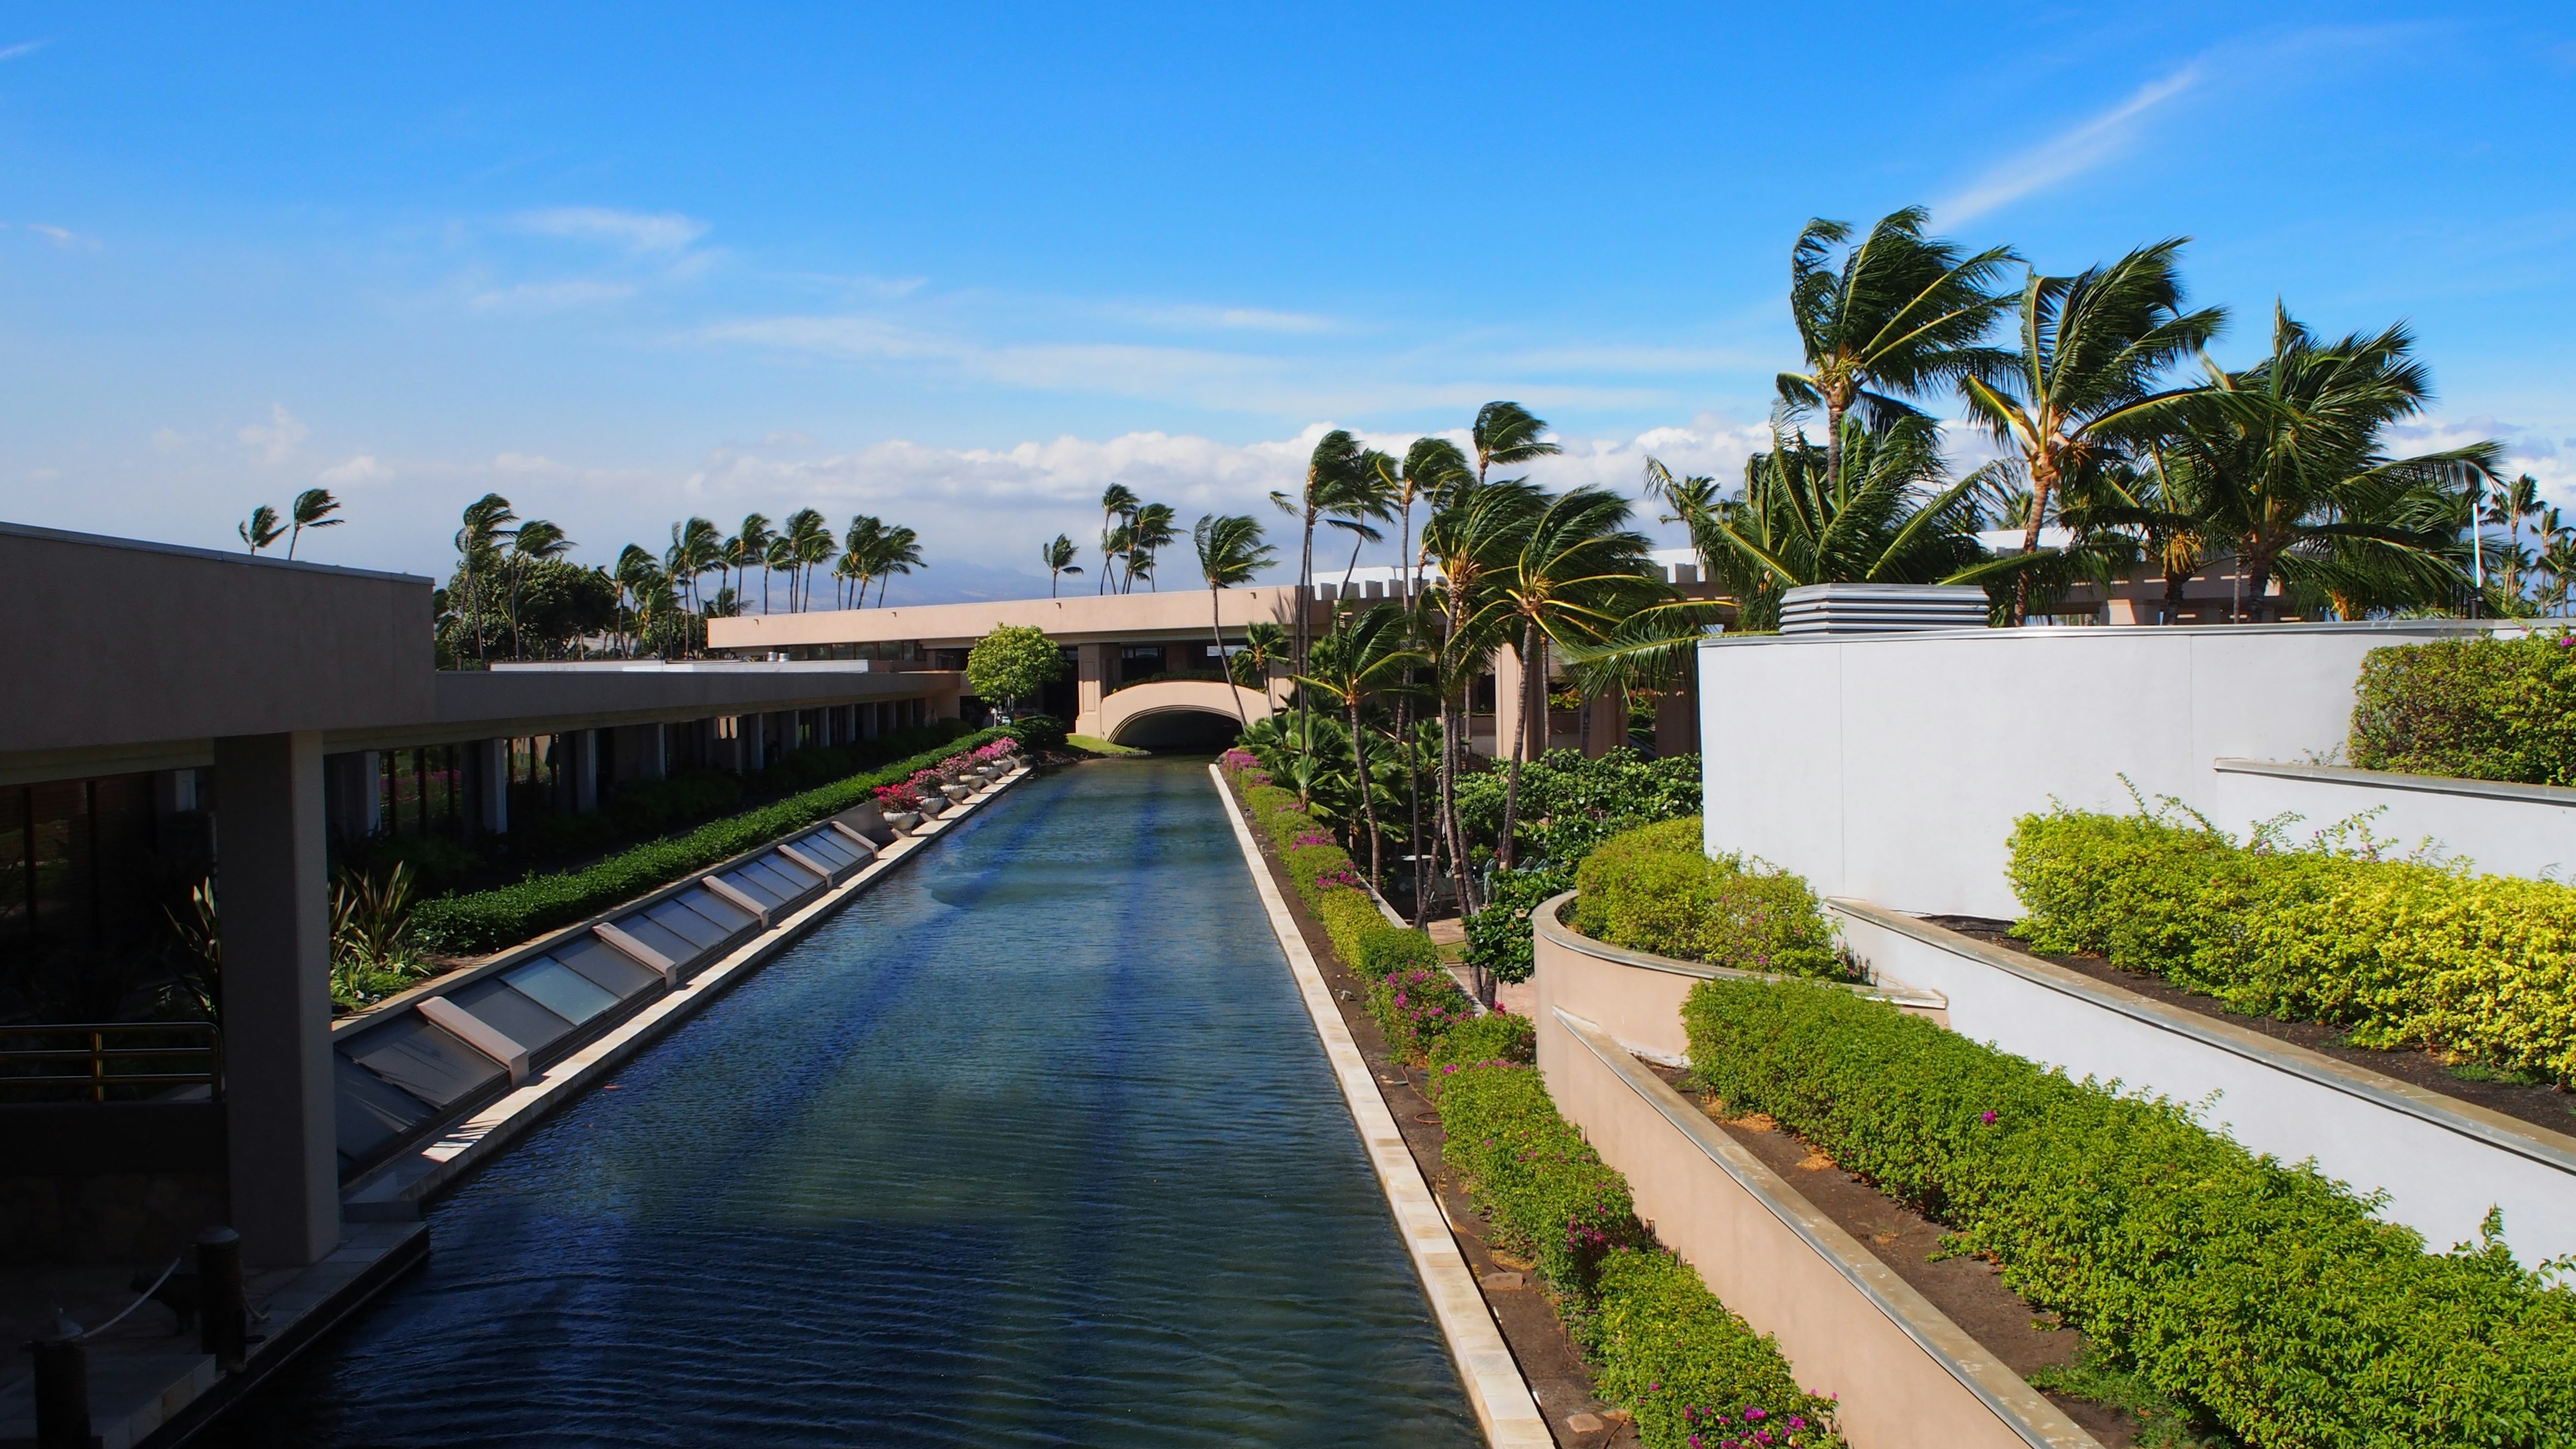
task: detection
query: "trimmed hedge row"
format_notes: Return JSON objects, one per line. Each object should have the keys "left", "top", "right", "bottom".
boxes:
{"left": 2351, "top": 632, "right": 2576, "bottom": 786}
{"left": 1569, "top": 818, "right": 1847, "bottom": 980}
{"left": 1682, "top": 976, "right": 2576, "bottom": 1449}
{"left": 2008, "top": 806, "right": 2576, "bottom": 1086}
{"left": 1436, "top": 1061, "right": 1843, "bottom": 1449}
{"left": 413, "top": 726, "right": 1015, "bottom": 953}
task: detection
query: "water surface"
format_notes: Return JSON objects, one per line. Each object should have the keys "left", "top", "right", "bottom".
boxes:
{"left": 216, "top": 757, "right": 1477, "bottom": 1448}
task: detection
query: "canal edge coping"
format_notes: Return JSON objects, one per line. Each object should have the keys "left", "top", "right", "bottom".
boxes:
{"left": 341, "top": 761, "right": 1036, "bottom": 1217}
{"left": 1208, "top": 763, "right": 1554, "bottom": 1449}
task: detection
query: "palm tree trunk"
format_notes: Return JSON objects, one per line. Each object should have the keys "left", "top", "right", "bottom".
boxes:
{"left": 1350, "top": 696, "right": 1384, "bottom": 892}
{"left": 1214, "top": 589, "right": 1248, "bottom": 731}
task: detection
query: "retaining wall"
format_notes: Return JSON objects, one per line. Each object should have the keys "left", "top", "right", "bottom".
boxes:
{"left": 2211, "top": 758, "right": 2576, "bottom": 879}
{"left": 1832, "top": 900, "right": 2576, "bottom": 1267}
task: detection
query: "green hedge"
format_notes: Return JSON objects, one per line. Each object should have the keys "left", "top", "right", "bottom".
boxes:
{"left": 413, "top": 727, "right": 1013, "bottom": 953}
{"left": 1682, "top": 977, "right": 2576, "bottom": 1449}
{"left": 2351, "top": 632, "right": 2576, "bottom": 786}
{"left": 2008, "top": 806, "right": 2576, "bottom": 1086}
{"left": 1568, "top": 818, "right": 1847, "bottom": 979}
{"left": 1436, "top": 1061, "right": 1843, "bottom": 1448}
{"left": 1464, "top": 865, "right": 1573, "bottom": 985}
{"left": 1458, "top": 748, "right": 1701, "bottom": 985}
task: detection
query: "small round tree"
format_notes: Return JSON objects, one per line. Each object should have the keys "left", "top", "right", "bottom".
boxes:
{"left": 964, "top": 624, "right": 1065, "bottom": 717}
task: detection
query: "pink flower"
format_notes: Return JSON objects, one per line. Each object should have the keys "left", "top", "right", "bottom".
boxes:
{"left": 1978, "top": 1110, "right": 1998, "bottom": 1125}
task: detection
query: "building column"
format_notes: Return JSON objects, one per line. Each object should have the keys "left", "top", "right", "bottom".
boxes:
{"left": 1654, "top": 653, "right": 1700, "bottom": 759}
{"left": 472, "top": 738, "right": 510, "bottom": 835}
{"left": 1491, "top": 643, "right": 1528, "bottom": 762}
{"left": 322, "top": 751, "right": 380, "bottom": 842}
{"left": 745, "top": 713, "right": 767, "bottom": 771}
{"left": 1585, "top": 689, "right": 1625, "bottom": 759}
{"left": 639, "top": 724, "right": 667, "bottom": 781}
{"left": 1075, "top": 644, "right": 1108, "bottom": 736}
{"left": 211, "top": 732, "right": 338, "bottom": 1268}
{"left": 570, "top": 730, "right": 600, "bottom": 812}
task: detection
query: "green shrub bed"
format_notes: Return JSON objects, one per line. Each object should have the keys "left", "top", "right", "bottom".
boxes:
{"left": 1458, "top": 747, "right": 1701, "bottom": 985}
{"left": 1682, "top": 976, "right": 2576, "bottom": 1448}
{"left": 413, "top": 726, "right": 1014, "bottom": 953}
{"left": 2008, "top": 806, "right": 2576, "bottom": 1086}
{"left": 1568, "top": 818, "right": 1847, "bottom": 979}
{"left": 2351, "top": 631, "right": 2576, "bottom": 786}
{"left": 1436, "top": 1060, "right": 1843, "bottom": 1448}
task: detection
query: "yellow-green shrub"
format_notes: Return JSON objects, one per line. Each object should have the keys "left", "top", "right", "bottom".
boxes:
{"left": 2009, "top": 808, "right": 2576, "bottom": 1085}
{"left": 1570, "top": 817, "right": 1845, "bottom": 978}
{"left": 2351, "top": 632, "right": 2576, "bottom": 785}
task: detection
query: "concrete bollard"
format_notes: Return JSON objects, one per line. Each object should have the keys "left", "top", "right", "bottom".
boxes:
{"left": 28, "top": 1318, "right": 91, "bottom": 1449}
{"left": 198, "top": 1226, "right": 248, "bottom": 1371}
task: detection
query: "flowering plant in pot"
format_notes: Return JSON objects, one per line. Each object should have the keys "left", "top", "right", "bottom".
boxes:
{"left": 873, "top": 782, "right": 921, "bottom": 812}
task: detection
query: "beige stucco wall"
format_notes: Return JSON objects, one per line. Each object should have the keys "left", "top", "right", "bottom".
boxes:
{"left": 707, "top": 586, "right": 1309, "bottom": 651}
{"left": 1090, "top": 678, "right": 1277, "bottom": 743}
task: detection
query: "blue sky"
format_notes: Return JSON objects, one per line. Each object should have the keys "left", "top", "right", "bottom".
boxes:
{"left": 5, "top": 3, "right": 2574, "bottom": 596}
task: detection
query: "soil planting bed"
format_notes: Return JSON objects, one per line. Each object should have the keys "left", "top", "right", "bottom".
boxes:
{"left": 1920, "top": 916, "right": 2576, "bottom": 1137}
{"left": 1225, "top": 782, "right": 1630, "bottom": 1448}
{"left": 1642, "top": 1062, "right": 2187, "bottom": 1449}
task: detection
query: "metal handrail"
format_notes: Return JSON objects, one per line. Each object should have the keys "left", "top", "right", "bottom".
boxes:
{"left": 0, "top": 1022, "right": 223, "bottom": 1102}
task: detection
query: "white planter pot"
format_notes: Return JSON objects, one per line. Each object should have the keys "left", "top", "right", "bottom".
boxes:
{"left": 917, "top": 797, "right": 946, "bottom": 818}
{"left": 885, "top": 810, "right": 922, "bottom": 833}
{"left": 942, "top": 784, "right": 974, "bottom": 803}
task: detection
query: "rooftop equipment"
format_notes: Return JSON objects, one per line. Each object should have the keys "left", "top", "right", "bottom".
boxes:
{"left": 1776, "top": 583, "right": 1992, "bottom": 635}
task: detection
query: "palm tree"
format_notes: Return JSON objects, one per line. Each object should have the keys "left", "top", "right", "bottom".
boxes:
{"left": 238, "top": 504, "right": 284, "bottom": 555}
{"left": 1098, "top": 484, "right": 1138, "bottom": 594}
{"left": 2482, "top": 474, "right": 2546, "bottom": 605}
{"left": 504, "top": 519, "right": 574, "bottom": 658}
{"left": 1191, "top": 513, "right": 1278, "bottom": 731}
{"left": 1958, "top": 239, "right": 2226, "bottom": 621}
{"left": 666, "top": 517, "right": 722, "bottom": 621}
{"left": 841, "top": 515, "right": 884, "bottom": 608}
{"left": 1460, "top": 487, "right": 1663, "bottom": 870}
{"left": 614, "top": 543, "right": 659, "bottom": 655}
{"left": 1393, "top": 437, "right": 1471, "bottom": 600}
{"left": 1296, "top": 603, "right": 1424, "bottom": 891}
{"left": 1041, "top": 533, "right": 1083, "bottom": 596}
{"left": 733, "top": 513, "right": 776, "bottom": 613}
{"left": 285, "top": 488, "right": 343, "bottom": 560}
{"left": 1271, "top": 429, "right": 1376, "bottom": 679}
{"left": 1130, "top": 502, "right": 1177, "bottom": 592}
{"left": 1472, "top": 401, "right": 1562, "bottom": 485}
{"left": 1421, "top": 478, "right": 1548, "bottom": 908}
{"left": 1666, "top": 415, "right": 2002, "bottom": 630}
{"left": 2178, "top": 307, "right": 2498, "bottom": 622}
{"left": 780, "top": 508, "right": 833, "bottom": 610}
{"left": 871, "top": 525, "right": 923, "bottom": 605}
{"left": 1775, "top": 207, "right": 2017, "bottom": 488}
{"left": 1231, "top": 621, "right": 1288, "bottom": 689}
{"left": 453, "top": 493, "right": 519, "bottom": 660}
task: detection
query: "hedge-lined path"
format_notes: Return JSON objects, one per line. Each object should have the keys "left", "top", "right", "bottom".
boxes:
{"left": 206, "top": 756, "right": 1479, "bottom": 1448}
{"left": 1218, "top": 771, "right": 1638, "bottom": 1449}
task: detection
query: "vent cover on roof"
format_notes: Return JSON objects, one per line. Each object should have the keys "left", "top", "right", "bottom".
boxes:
{"left": 1777, "top": 584, "right": 1991, "bottom": 635}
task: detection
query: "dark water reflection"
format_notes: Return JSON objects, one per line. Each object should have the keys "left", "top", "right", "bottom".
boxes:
{"left": 212, "top": 757, "right": 1477, "bottom": 1448}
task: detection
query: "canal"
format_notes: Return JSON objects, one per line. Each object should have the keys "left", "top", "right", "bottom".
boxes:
{"left": 211, "top": 756, "right": 1479, "bottom": 1447}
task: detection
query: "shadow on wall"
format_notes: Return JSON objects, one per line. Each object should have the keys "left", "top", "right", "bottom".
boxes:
{"left": 1112, "top": 710, "right": 1243, "bottom": 753}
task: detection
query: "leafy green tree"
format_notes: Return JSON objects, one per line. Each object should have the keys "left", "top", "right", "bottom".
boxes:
{"left": 965, "top": 624, "right": 1064, "bottom": 714}
{"left": 733, "top": 513, "right": 775, "bottom": 612}
{"left": 1775, "top": 207, "right": 2017, "bottom": 488}
{"left": 780, "top": 508, "right": 832, "bottom": 611}
{"left": 1271, "top": 430, "right": 1387, "bottom": 678}
{"left": 286, "top": 487, "right": 343, "bottom": 559}
{"left": 1472, "top": 400, "right": 1562, "bottom": 485}
{"left": 1191, "top": 513, "right": 1277, "bottom": 729}
{"left": 504, "top": 519, "right": 574, "bottom": 657}
{"left": 1959, "top": 239, "right": 2225, "bottom": 621}
{"left": 1097, "top": 483, "right": 1138, "bottom": 594}
{"left": 451, "top": 493, "right": 518, "bottom": 661}
{"left": 1421, "top": 478, "right": 1550, "bottom": 908}
{"left": 1296, "top": 603, "right": 1425, "bottom": 889}
{"left": 869, "top": 525, "right": 922, "bottom": 605}
{"left": 1127, "top": 502, "right": 1177, "bottom": 592}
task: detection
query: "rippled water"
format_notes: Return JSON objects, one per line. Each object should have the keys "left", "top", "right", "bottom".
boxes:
{"left": 213, "top": 757, "right": 1477, "bottom": 1448}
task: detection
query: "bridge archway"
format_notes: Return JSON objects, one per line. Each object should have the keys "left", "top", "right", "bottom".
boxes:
{"left": 1094, "top": 679, "right": 1274, "bottom": 751}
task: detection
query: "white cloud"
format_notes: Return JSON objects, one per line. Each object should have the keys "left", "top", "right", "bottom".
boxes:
{"left": 236, "top": 403, "right": 309, "bottom": 464}
{"left": 150, "top": 427, "right": 186, "bottom": 453}
{"left": 19, "top": 222, "right": 99, "bottom": 250}
{"left": 0, "top": 39, "right": 49, "bottom": 62}
{"left": 515, "top": 207, "right": 708, "bottom": 253}
{"left": 1935, "top": 66, "right": 2199, "bottom": 225}
{"left": 317, "top": 454, "right": 392, "bottom": 486}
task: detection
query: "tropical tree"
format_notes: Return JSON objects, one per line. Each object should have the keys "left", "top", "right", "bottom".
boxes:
{"left": 666, "top": 517, "right": 722, "bottom": 621}
{"left": 504, "top": 519, "right": 574, "bottom": 657}
{"left": 840, "top": 515, "right": 883, "bottom": 608}
{"left": 1098, "top": 484, "right": 1138, "bottom": 594}
{"left": 1460, "top": 488, "right": 1664, "bottom": 870}
{"left": 1295, "top": 603, "right": 1424, "bottom": 890}
{"left": 1191, "top": 513, "right": 1277, "bottom": 730}
{"left": 733, "top": 513, "right": 776, "bottom": 612}
{"left": 871, "top": 525, "right": 923, "bottom": 605}
{"left": 1126, "top": 502, "right": 1177, "bottom": 592}
{"left": 1230, "top": 620, "right": 1288, "bottom": 689}
{"left": 1775, "top": 207, "right": 2017, "bottom": 488}
{"left": 1420, "top": 478, "right": 1548, "bottom": 911}
{"left": 1392, "top": 437, "right": 1472, "bottom": 599}
{"left": 2481, "top": 473, "right": 2546, "bottom": 605}
{"left": 780, "top": 508, "right": 833, "bottom": 610}
{"left": 286, "top": 488, "right": 343, "bottom": 560}
{"left": 1271, "top": 429, "right": 1380, "bottom": 678}
{"left": 1041, "top": 533, "right": 1083, "bottom": 596}
{"left": 2178, "top": 306, "right": 2498, "bottom": 621}
{"left": 238, "top": 504, "right": 284, "bottom": 555}
{"left": 452, "top": 493, "right": 519, "bottom": 660}
{"left": 612, "top": 544, "right": 659, "bottom": 655}
{"left": 1659, "top": 415, "right": 2000, "bottom": 630}
{"left": 1958, "top": 239, "right": 2226, "bottom": 621}
{"left": 1471, "top": 401, "right": 1562, "bottom": 485}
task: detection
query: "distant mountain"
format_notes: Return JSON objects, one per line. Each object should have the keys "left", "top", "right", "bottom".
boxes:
{"left": 866, "top": 558, "right": 1068, "bottom": 607}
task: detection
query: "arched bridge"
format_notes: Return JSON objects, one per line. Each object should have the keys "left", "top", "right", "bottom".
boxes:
{"left": 1091, "top": 679, "right": 1275, "bottom": 749}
